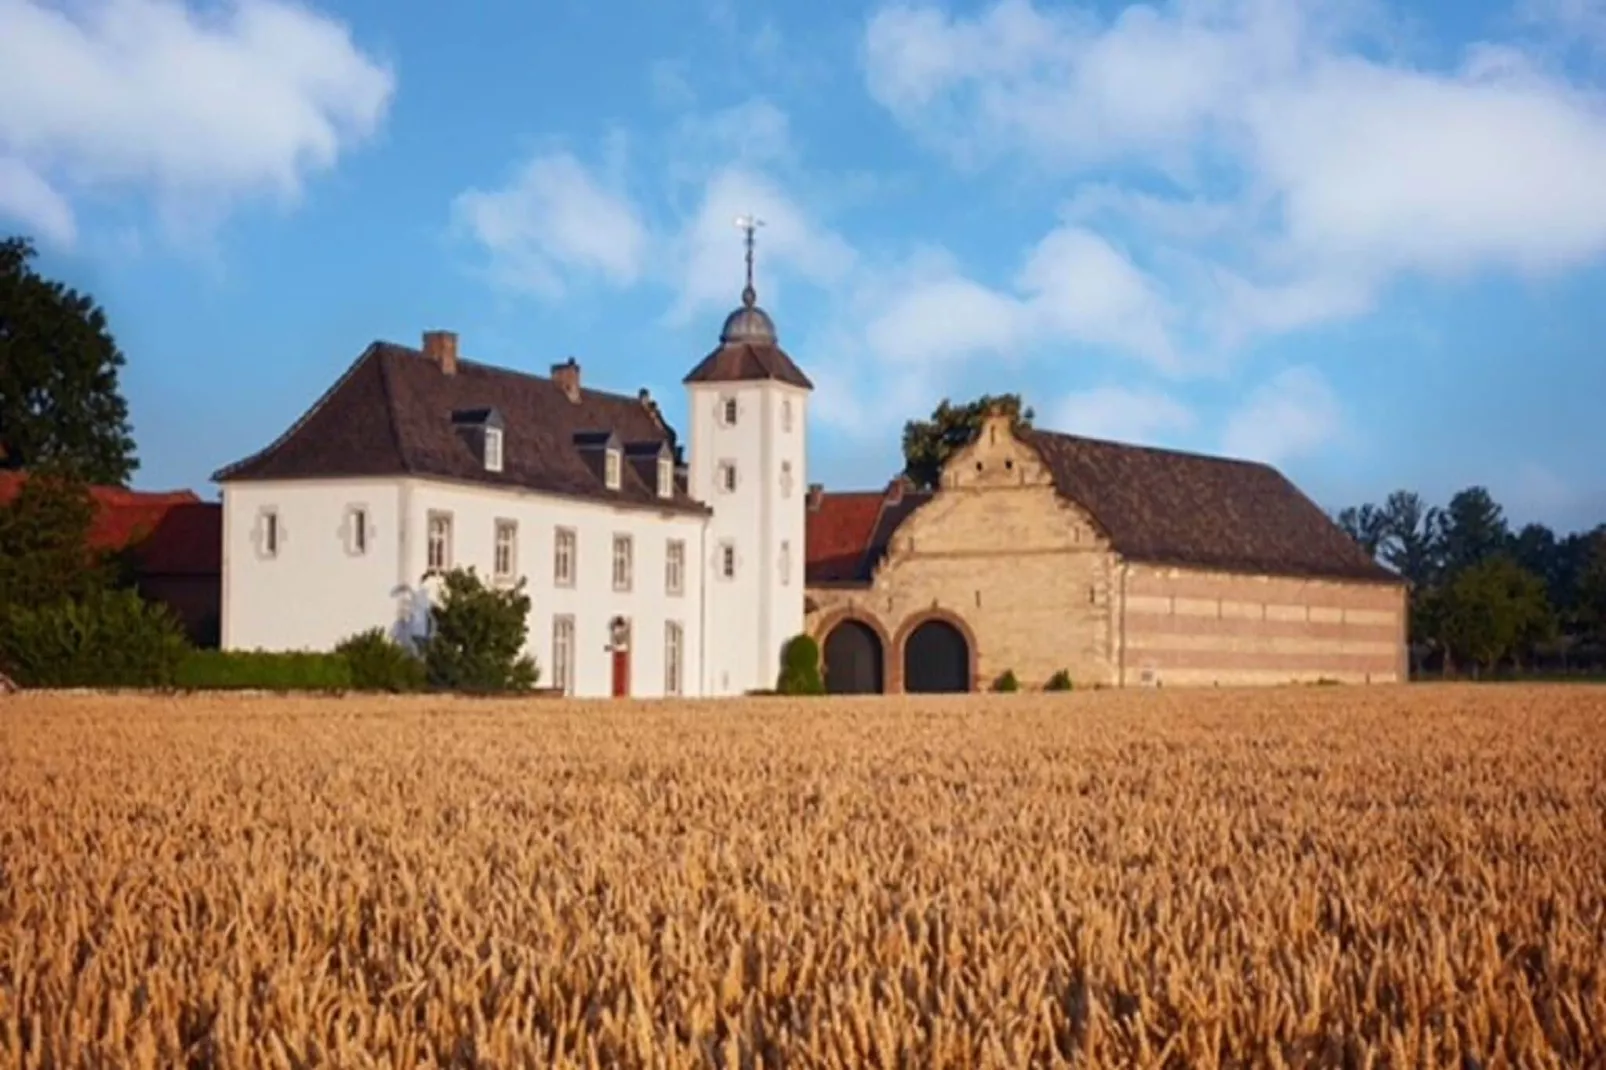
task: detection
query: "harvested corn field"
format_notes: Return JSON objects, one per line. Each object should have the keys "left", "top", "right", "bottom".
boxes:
{"left": 2, "top": 686, "right": 1604, "bottom": 1068}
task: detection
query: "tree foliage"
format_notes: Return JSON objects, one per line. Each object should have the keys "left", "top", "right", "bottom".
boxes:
{"left": 0, "top": 586, "right": 188, "bottom": 688}
{"left": 776, "top": 634, "right": 824, "bottom": 695}
{"left": 418, "top": 567, "right": 538, "bottom": 693}
{"left": 901, "top": 394, "right": 1034, "bottom": 491}
{"left": 0, "top": 466, "right": 111, "bottom": 610}
{"left": 1432, "top": 557, "right": 1554, "bottom": 675}
{"left": 0, "top": 236, "right": 138, "bottom": 484}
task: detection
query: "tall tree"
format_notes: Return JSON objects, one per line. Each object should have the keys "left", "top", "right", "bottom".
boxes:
{"left": 0, "top": 466, "right": 111, "bottom": 611}
{"left": 1577, "top": 530, "right": 1606, "bottom": 647}
{"left": 902, "top": 394, "right": 1034, "bottom": 490}
{"left": 0, "top": 236, "right": 138, "bottom": 484}
{"left": 1436, "top": 486, "right": 1509, "bottom": 579}
{"left": 1336, "top": 503, "right": 1389, "bottom": 557}
{"left": 1380, "top": 490, "right": 1441, "bottom": 587}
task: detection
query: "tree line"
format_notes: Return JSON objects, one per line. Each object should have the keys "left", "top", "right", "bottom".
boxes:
{"left": 1334, "top": 489, "right": 1606, "bottom": 678}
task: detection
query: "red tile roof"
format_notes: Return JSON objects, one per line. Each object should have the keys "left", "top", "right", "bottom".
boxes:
{"left": 805, "top": 488, "right": 897, "bottom": 584}
{"left": 0, "top": 471, "right": 218, "bottom": 574}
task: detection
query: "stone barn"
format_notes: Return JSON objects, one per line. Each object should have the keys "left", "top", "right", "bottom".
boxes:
{"left": 804, "top": 407, "right": 1406, "bottom": 692}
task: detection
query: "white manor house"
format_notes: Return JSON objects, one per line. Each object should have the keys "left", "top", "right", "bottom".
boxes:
{"left": 213, "top": 252, "right": 809, "bottom": 699}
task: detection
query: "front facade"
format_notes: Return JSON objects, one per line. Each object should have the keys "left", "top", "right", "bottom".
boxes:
{"left": 805, "top": 408, "right": 1408, "bottom": 692}
{"left": 213, "top": 275, "right": 812, "bottom": 698}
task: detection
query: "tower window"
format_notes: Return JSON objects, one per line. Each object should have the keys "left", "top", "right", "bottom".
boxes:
{"left": 780, "top": 461, "right": 793, "bottom": 497}
{"left": 781, "top": 399, "right": 792, "bottom": 433}
{"left": 718, "top": 460, "right": 737, "bottom": 493}
{"left": 721, "top": 396, "right": 738, "bottom": 426}
{"left": 719, "top": 541, "right": 736, "bottom": 579}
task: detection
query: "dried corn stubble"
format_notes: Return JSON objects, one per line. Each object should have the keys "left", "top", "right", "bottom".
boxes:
{"left": 1, "top": 685, "right": 1603, "bottom": 1068}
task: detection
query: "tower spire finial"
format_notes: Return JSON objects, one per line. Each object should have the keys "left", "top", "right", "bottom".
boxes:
{"left": 733, "top": 213, "right": 764, "bottom": 307}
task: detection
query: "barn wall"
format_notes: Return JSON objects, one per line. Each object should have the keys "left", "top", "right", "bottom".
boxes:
{"left": 1115, "top": 564, "right": 1408, "bottom": 686}
{"left": 806, "top": 425, "right": 1119, "bottom": 691}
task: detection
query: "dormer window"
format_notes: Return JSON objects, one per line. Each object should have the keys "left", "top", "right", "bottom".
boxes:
{"left": 605, "top": 446, "right": 622, "bottom": 490}
{"left": 484, "top": 427, "right": 503, "bottom": 472}
{"left": 657, "top": 456, "right": 673, "bottom": 498}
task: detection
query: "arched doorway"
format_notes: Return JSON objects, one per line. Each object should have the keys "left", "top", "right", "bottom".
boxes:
{"left": 823, "top": 620, "right": 885, "bottom": 694}
{"left": 903, "top": 619, "right": 971, "bottom": 693}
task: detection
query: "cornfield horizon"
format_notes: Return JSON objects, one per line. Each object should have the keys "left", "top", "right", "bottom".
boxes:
{"left": 2, "top": 684, "right": 1603, "bottom": 1068}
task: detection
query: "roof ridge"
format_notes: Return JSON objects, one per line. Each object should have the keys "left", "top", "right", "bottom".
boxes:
{"left": 382, "top": 341, "right": 665, "bottom": 412}
{"left": 1026, "top": 426, "right": 1279, "bottom": 473}
{"left": 211, "top": 342, "right": 384, "bottom": 484}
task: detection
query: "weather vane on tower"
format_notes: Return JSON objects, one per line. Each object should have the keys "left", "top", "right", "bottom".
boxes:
{"left": 733, "top": 213, "right": 764, "bottom": 307}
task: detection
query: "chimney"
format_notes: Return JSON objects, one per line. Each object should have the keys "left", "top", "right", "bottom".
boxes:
{"left": 422, "top": 330, "right": 458, "bottom": 375}
{"left": 806, "top": 483, "right": 825, "bottom": 511}
{"left": 551, "top": 357, "right": 581, "bottom": 403}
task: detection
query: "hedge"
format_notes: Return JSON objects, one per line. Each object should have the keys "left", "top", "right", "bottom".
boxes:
{"left": 0, "top": 587, "right": 189, "bottom": 688}
{"left": 175, "top": 649, "right": 354, "bottom": 692}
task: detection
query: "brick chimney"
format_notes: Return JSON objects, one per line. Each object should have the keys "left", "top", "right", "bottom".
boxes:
{"left": 806, "top": 483, "right": 825, "bottom": 511}
{"left": 551, "top": 357, "right": 581, "bottom": 403}
{"left": 422, "top": 330, "right": 458, "bottom": 375}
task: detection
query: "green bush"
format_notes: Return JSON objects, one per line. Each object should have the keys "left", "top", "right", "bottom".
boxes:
{"left": 0, "top": 587, "right": 189, "bottom": 688}
{"left": 993, "top": 669, "right": 1020, "bottom": 692}
{"left": 418, "top": 567, "right": 538, "bottom": 693}
{"left": 176, "top": 649, "right": 353, "bottom": 691}
{"left": 776, "top": 634, "right": 824, "bottom": 695}
{"left": 336, "top": 628, "right": 426, "bottom": 692}
{"left": 1045, "top": 669, "right": 1074, "bottom": 691}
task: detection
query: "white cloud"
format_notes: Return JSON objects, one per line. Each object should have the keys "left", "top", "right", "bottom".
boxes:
{"left": 862, "top": 0, "right": 1606, "bottom": 346}
{"left": 453, "top": 152, "right": 650, "bottom": 298}
{"left": 1050, "top": 385, "right": 1197, "bottom": 445}
{"left": 0, "top": 0, "right": 393, "bottom": 246}
{"left": 1219, "top": 365, "right": 1343, "bottom": 465}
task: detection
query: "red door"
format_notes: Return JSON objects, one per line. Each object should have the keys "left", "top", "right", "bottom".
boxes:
{"left": 611, "top": 647, "right": 631, "bottom": 697}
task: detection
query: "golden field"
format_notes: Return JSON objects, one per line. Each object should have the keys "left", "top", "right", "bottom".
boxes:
{"left": 1, "top": 686, "right": 1603, "bottom": 1069}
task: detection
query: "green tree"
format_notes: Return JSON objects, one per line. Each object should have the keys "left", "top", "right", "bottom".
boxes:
{"left": 901, "top": 394, "right": 1034, "bottom": 491}
{"left": 1436, "top": 486, "right": 1509, "bottom": 579}
{"left": 1380, "top": 490, "right": 1442, "bottom": 587}
{"left": 1436, "top": 556, "right": 1554, "bottom": 676}
{"left": 417, "top": 567, "right": 538, "bottom": 693}
{"left": 0, "top": 466, "right": 112, "bottom": 610}
{"left": 0, "top": 236, "right": 138, "bottom": 484}
{"left": 776, "top": 634, "right": 824, "bottom": 695}
{"left": 1336, "top": 503, "right": 1389, "bottom": 557}
{"left": 1576, "top": 530, "right": 1606, "bottom": 647}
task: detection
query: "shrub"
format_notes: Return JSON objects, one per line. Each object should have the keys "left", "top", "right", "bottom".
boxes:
{"left": 418, "top": 567, "right": 538, "bottom": 693}
{"left": 993, "top": 669, "right": 1020, "bottom": 692}
{"left": 0, "top": 587, "right": 189, "bottom": 688}
{"left": 336, "top": 628, "right": 426, "bottom": 693}
{"left": 176, "top": 649, "right": 353, "bottom": 691}
{"left": 1045, "top": 669, "right": 1074, "bottom": 691}
{"left": 776, "top": 634, "right": 824, "bottom": 695}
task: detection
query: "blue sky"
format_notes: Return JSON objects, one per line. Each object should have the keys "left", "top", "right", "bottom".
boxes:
{"left": 3, "top": 0, "right": 1605, "bottom": 532}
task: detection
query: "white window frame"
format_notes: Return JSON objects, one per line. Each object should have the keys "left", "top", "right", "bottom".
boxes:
{"left": 260, "top": 508, "right": 280, "bottom": 559}
{"left": 664, "top": 621, "right": 684, "bottom": 697}
{"left": 346, "top": 506, "right": 368, "bottom": 556}
{"left": 720, "top": 395, "right": 738, "bottom": 426}
{"left": 493, "top": 518, "right": 517, "bottom": 583}
{"left": 665, "top": 539, "right": 685, "bottom": 596}
{"left": 554, "top": 527, "right": 577, "bottom": 588}
{"left": 657, "top": 456, "right": 673, "bottom": 498}
{"left": 604, "top": 447, "right": 622, "bottom": 489}
{"left": 717, "top": 460, "right": 737, "bottom": 494}
{"left": 718, "top": 540, "right": 736, "bottom": 580}
{"left": 552, "top": 615, "right": 575, "bottom": 696}
{"left": 426, "top": 511, "right": 453, "bottom": 572}
{"left": 612, "top": 533, "right": 633, "bottom": 592}
{"left": 484, "top": 427, "right": 504, "bottom": 472}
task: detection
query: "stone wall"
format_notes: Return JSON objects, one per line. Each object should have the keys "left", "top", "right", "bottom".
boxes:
{"left": 1115, "top": 564, "right": 1407, "bottom": 686}
{"left": 806, "top": 423, "right": 1118, "bottom": 691}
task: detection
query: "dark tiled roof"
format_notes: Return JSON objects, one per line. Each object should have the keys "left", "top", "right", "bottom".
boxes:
{"left": 1022, "top": 429, "right": 1399, "bottom": 583}
{"left": 211, "top": 343, "right": 710, "bottom": 516}
{"left": 801, "top": 434, "right": 1398, "bottom": 587}
{"left": 683, "top": 340, "right": 813, "bottom": 389}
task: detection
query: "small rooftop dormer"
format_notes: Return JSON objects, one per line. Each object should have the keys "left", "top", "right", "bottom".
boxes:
{"left": 451, "top": 407, "right": 505, "bottom": 473}
{"left": 574, "top": 429, "right": 622, "bottom": 490}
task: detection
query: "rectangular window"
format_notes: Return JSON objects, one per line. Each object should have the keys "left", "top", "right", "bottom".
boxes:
{"left": 721, "top": 396, "right": 738, "bottom": 425}
{"left": 604, "top": 447, "right": 622, "bottom": 489}
{"left": 350, "top": 508, "right": 367, "bottom": 555}
{"left": 552, "top": 615, "right": 575, "bottom": 696}
{"left": 657, "top": 456, "right": 673, "bottom": 498}
{"left": 612, "top": 534, "right": 633, "bottom": 591}
{"left": 485, "top": 427, "right": 504, "bottom": 472}
{"left": 779, "top": 539, "right": 791, "bottom": 585}
{"left": 665, "top": 539, "right": 685, "bottom": 596}
{"left": 494, "top": 519, "right": 517, "bottom": 581}
{"left": 719, "top": 541, "right": 736, "bottom": 579}
{"left": 554, "top": 527, "right": 576, "bottom": 587}
{"left": 427, "top": 511, "right": 453, "bottom": 571}
{"left": 781, "top": 399, "right": 792, "bottom": 432}
{"left": 718, "top": 461, "right": 737, "bottom": 493}
{"left": 262, "top": 509, "right": 279, "bottom": 558}
{"left": 664, "top": 621, "right": 683, "bottom": 696}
